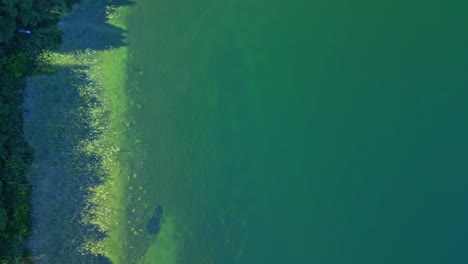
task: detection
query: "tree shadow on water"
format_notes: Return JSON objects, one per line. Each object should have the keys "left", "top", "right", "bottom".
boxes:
{"left": 60, "top": 0, "right": 136, "bottom": 52}
{"left": 112, "top": 0, "right": 136, "bottom": 6}
{"left": 26, "top": 63, "right": 130, "bottom": 264}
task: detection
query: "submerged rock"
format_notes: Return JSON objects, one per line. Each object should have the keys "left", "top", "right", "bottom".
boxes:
{"left": 146, "top": 205, "right": 163, "bottom": 235}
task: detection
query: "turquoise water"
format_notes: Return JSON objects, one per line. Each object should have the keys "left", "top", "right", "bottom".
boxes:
{"left": 125, "top": 1, "right": 468, "bottom": 263}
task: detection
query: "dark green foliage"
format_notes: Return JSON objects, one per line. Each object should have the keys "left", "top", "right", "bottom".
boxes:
{"left": 0, "top": 0, "right": 81, "bottom": 263}
{"left": 0, "top": 208, "right": 6, "bottom": 234}
{"left": 0, "top": 0, "right": 79, "bottom": 44}
{"left": 5, "top": 53, "right": 29, "bottom": 78}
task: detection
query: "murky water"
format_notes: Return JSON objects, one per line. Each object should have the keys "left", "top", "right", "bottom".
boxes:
{"left": 123, "top": 1, "right": 468, "bottom": 263}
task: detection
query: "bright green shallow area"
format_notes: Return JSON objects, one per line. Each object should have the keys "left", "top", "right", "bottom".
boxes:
{"left": 120, "top": 0, "right": 468, "bottom": 263}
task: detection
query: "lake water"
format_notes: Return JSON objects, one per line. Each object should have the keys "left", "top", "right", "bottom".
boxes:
{"left": 122, "top": 1, "right": 468, "bottom": 263}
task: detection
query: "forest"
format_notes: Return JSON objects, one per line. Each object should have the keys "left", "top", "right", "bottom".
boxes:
{"left": 0, "top": 0, "right": 79, "bottom": 262}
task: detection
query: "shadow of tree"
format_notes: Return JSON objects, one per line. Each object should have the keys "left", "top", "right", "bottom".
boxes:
{"left": 25, "top": 1, "right": 140, "bottom": 263}
{"left": 112, "top": 0, "right": 136, "bottom": 6}
{"left": 25, "top": 63, "right": 131, "bottom": 264}
{"left": 60, "top": 0, "right": 135, "bottom": 52}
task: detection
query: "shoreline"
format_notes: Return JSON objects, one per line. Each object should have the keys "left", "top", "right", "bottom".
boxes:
{"left": 24, "top": 1, "right": 134, "bottom": 263}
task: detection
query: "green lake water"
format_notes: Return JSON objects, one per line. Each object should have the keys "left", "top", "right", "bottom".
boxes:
{"left": 122, "top": 1, "right": 468, "bottom": 263}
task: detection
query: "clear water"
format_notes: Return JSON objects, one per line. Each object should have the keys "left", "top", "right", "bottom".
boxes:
{"left": 123, "top": 0, "right": 468, "bottom": 263}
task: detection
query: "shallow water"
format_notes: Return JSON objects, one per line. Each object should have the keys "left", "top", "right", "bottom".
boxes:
{"left": 122, "top": 1, "right": 468, "bottom": 263}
